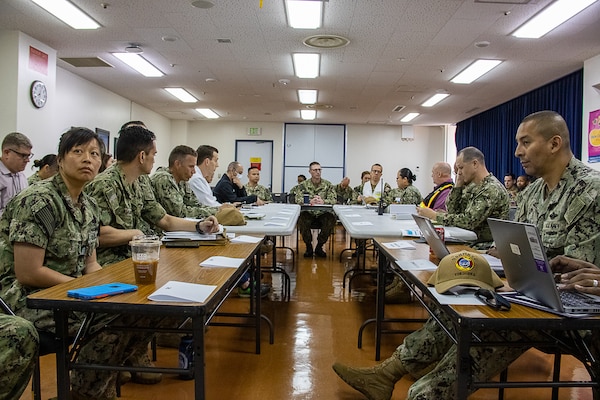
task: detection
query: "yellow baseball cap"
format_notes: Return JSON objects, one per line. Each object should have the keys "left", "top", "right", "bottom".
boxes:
{"left": 427, "top": 251, "right": 503, "bottom": 293}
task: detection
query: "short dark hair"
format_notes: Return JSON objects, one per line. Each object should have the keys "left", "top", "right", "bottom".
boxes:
{"left": 458, "top": 146, "right": 485, "bottom": 165}
{"left": 309, "top": 161, "right": 320, "bottom": 169}
{"left": 521, "top": 110, "right": 570, "bottom": 147}
{"left": 58, "top": 127, "right": 103, "bottom": 160}
{"left": 116, "top": 125, "right": 156, "bottom": 163}
{"left": 248, "top": 166, "right": 259, "bottom": 173}
{"left": 504, "top": 173, "right": 516, "bottom": 180}
{"left": 168, "top": 145, "right": 197, "bottom": 167}
{"left": 360, "top": 170, "right": 370, "bottom": 179}
{"left": 196, "top": 145, "right": 218, "bottom": 165}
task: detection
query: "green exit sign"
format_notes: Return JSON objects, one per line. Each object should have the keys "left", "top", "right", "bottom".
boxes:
{"left": 247, "top": 127, "right": 262, "bottom": 136}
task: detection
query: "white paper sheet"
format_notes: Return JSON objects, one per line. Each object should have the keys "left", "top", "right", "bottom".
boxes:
{"left": 382, "top": 241, "right": 416, "bottom": 250}
{"left": 395, "top": 259, "right": 438, "bottom": 271}
{"left": 230, "top": 235, "right": 262, "bottom": 243}
{"left": 148, "top": 281, "right": 217, "bottom": 303}
{"left": 199, "top": 256, "right": 245, "bottom": 268}
{"left": 427, "top": 287, "right": 482, "bottom": 305}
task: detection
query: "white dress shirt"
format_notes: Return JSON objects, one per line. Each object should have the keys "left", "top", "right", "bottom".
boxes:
{"left": 189, "top": 165, "right": 221, "bottom": 207}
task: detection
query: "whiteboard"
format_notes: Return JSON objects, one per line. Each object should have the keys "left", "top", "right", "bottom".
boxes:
{"left": 283, "top": 123, "right": 346, "bottom": 193}
{"left": 235, "top": 140, "right": 273, "bottom": 189}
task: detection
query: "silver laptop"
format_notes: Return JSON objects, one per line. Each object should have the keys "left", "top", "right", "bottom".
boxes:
{"left": 488, "top": 218, "right": 600, "bottom": 315}
{"left": 412, "top": 214, "right": 450, "bottom": 260}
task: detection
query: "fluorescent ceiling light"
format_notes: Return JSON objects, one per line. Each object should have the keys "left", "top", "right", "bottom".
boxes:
{"left": 31, "top": 0, "right": 100, "bottom": 29}
{"left": 196, "top": 108, "right": 220, "bottom": 119}
{"left": 512, "top": 0, "right": 597, "bottom": 39}
{"left": 164, "top": 88, "right": 198, "bottom": 103}
{"left": 301, "top": 109, "right": 316, "bottom": 120}
{"left": 292, "top": 53, "right": 320, "bottom": 79}
{"left": 285, "top": 0, "right": 323, "bottom": 29}
{"left": 298, "top": 89, "right": 318, "bottom": 104}
{"left": 421, "top": 93, "right": 450, "bottom": 107}
{"left": 400, "top": 113, "right": 420, "bottom": 123}
{"left": 451, "top": 59, "right": 502, "bottom": 84}
{"left": 113, "top": 53, "right": 164, "bottom": 77}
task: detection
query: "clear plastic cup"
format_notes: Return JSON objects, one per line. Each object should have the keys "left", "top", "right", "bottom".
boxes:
{"left": 129, "top": 235, "right": 161, "bottom": 284}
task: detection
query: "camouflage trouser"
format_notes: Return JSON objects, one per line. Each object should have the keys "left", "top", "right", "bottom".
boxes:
{"left": 297, "top": 211, "right": 336, "bottom": 248}
{"left": 395, "top": 309, "right": 597, "bottom": 400}
{"left": 0, "top": 314, "right": 39, "bottom": 400}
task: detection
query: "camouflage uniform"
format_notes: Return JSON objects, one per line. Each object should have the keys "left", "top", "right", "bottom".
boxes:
{"left": 85, "top": 164, "right": 167, "bottom": 266}
{"left": 0, "top": 314, "right": 38, "bottom": 400}
{"left": 435, "top": 174, "right": 509, "bottom": 244}
{"left": 334, "top": 183, "right": 357, "bottom": 204}
{"left": 384, "top": 157, "right": 600, "bottom": 399}
{"left": 150, "top": 166, "right": 216, "bottom": 218}
{"left": 0, "top": 174, "right": 167, "bottom": 399}
{"left": 27, "top": 173, "right": 42, "bottom": 185}
{"left": 385, "top": 185, "right": 422, "bottom": 205}
{"left": 294, "top": 178, "right": 337, "bottom": 249}
{"left": 245, "top": 183, "right": 274, "bottom": 202}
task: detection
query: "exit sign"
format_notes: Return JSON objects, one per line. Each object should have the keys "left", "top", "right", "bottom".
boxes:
{"left": 247, "top": 127, "right": 262, "bottom": 136}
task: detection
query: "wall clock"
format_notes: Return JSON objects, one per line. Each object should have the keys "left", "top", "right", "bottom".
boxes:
{"left": 30, "top": 80, "right": 47, "bottom": 108}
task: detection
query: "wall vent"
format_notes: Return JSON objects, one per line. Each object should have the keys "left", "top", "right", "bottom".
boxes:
{"left": 392, "top": 105, "right": 406, "bottom": 112}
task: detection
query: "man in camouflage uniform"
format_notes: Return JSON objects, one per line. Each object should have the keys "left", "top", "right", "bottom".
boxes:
{"left": 333, "top": 111, "right": 600, "bottom": 400}
{"left": 151, "top": 145, "right": 217, "bottom": 219}
{"left": 334, "top": 176, "right": 357, "bottom": 204}
{"left": 295, "top": 161, "right": 337, "bottom": 258}
{"left": 0, "top": 313, "right": 38, "bottom": 400}
{"left": 417, "top": 146, "right": 509, "bottom": 247}
{"left": 245, "top": 166, "right": 274, "bottom": 202}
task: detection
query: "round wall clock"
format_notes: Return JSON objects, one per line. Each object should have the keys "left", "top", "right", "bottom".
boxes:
{"left": 30, "top": 80, "right": 47, "bottom": 108}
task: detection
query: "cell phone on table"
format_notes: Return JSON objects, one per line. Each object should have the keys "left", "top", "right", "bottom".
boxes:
{"left": 67, "top": 283, "right": 138, "bottom": 300}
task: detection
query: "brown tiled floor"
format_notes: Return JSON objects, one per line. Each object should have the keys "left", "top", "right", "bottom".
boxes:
{"left": 21, "top": 227, "right": 593, "bottom": 400}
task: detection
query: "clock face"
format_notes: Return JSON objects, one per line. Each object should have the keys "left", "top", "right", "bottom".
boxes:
{"left": 30, "top": 80, "right": 47, "bottom": 108}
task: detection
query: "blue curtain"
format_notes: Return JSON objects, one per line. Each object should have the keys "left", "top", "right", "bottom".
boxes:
{"left": 455, "top": 70, "right": 583, "bottom": 180}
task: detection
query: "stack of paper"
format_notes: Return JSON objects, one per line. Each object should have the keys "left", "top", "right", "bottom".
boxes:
{"left": 199, "top": 256, "right": 245, "bottom": 268}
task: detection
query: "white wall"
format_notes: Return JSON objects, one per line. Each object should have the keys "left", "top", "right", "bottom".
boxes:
{"left": 178, "top": 121, "right": 446, "bottom": 195}
{"left": 583, "top": 53, "right": 600, "bottom": 172}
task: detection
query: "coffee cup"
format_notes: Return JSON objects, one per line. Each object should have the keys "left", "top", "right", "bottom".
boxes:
{"left": 130, "top": 235, "right": 161, "bottom": 284}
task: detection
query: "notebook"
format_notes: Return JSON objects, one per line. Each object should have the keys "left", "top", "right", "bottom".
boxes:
{"left": 488, "top": 218, "right": 600, "bottom": 315}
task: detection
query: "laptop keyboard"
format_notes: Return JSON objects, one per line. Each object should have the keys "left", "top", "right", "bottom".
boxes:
{"left": 559, "top": 291, "right": 597, "bottom": 307}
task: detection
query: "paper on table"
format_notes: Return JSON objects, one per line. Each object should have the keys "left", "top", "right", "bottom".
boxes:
{"left": 199, "top": 256, "right": 245, "bottom": 268}
{"left": 352, "top": 221, "right": 373, "bottom": 226}
{"left": 264, "top": 221, "right": 286, "bottom": 226}
{"left": 342, "top": 214, "right": 361, "bottom": 217}
{"left": 230, "top": 235, "right": 262, "bottom": 243}
{"left": 427, "top": 287, "right": 482, "bottom": 305}
{"left": 395, "top": 259, "right": 437, "bottom": 271}
{"left": 383, "top": 241, "right": 416, "bottom": 250}
{"left": 480, "top": 254, "right": 503, "bottom": 269}
{"left": 148, "top": 281, "right": 217, "bottom": 303}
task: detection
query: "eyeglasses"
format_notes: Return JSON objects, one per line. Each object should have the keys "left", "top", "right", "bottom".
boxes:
{"left": 371, "top": 170, "right": 382, "bottom": 174}
{"left": 311, "top": 168, "right": 322, "bottom": 172}
{"left": 8, "top": 149, "right": 34, "bottom": 161}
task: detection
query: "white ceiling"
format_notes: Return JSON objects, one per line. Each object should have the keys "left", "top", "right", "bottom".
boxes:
{"left": 1, "top": 0, "right": 599, "bottom": 126}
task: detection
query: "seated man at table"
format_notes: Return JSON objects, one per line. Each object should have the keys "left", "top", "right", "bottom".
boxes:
{"left": 355, "top": 163, "right": 392, "bottom": 205}
{"left": 0, "top": 313, "right": 38, "bottom": 400}
{"left": 244, "top": 166, "right": 273, "bottom": 202}
{"left": 295, "top": 161, "right": 337, "bottom": 258}
{"left": 417, "top": 146, "right": 508, "bottom": 249}
{"left": 333, "top": 111, "right": 600, "bottom": 400}
{"left": 189, "top": 144, "right": 223, "bottom": 207}
{"left": 151, "top": 145, "right": 217, "bottom": 218}
{"left": 214, "top": 161, "right": 265, "bottom": 205}
{"left": 420, "top": 162, "right": 454, "bottom": 211}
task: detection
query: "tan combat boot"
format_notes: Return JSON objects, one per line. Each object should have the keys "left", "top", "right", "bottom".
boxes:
{"left": 332, "top": 350, "right": 407, "bottom": 400}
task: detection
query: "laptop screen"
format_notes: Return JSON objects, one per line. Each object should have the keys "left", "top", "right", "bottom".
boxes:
{"left": 412, "top": 214, "right": 450, "bottom": 260}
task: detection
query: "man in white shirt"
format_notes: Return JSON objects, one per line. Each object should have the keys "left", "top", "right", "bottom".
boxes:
{"left": 189, "top": 145, "right": 222, "bottom": 207}
{"left": 0, "top": 132, "right": 32, "bottom": 216}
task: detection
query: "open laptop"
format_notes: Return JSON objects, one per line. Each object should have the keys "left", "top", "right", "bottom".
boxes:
{"left": 488, "top": 218, "right": 600, "bottom": 315}
{"left": 412, "top": 214, "right": 451, "bottom": 259}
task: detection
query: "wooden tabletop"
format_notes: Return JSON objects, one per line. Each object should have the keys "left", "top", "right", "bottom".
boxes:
{"left": 27, "top": 241, "right": 261, "bottom": 315}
